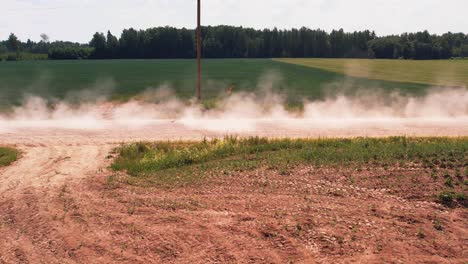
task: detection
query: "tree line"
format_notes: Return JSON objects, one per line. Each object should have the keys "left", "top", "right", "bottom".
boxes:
{"left": 1, "top": 26, "right": 468, "bottom": 60}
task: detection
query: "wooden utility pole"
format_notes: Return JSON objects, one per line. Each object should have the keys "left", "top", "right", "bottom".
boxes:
{"left": 197, "top": 0, "right": 202, "bottom": 101}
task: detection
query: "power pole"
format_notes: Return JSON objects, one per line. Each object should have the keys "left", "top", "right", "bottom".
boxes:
{"left": 197, "top": 0, "right": 202, "bottom": 101}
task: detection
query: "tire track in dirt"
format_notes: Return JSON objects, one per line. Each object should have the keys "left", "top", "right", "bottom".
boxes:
{"left": 0, "top": 139, "right": 114, "bottom": 263}
{"left": 0, "top": 144, "right": 111, "bottom": 192}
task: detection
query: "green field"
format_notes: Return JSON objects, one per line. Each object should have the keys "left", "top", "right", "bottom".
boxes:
{"left": 277, "top": 58, "right": 468, "bottom": 87}
{"left": 0, "top": 59, "right": 431, "bottom": 108}
{"left": 0, "top": 147, "right": 18, "bottom": 167}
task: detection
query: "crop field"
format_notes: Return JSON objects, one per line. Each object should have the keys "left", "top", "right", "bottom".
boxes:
{"left": 0, "top": 59, "right": 431, "bottom": 107}
{"left": 277, "top": 58, "right": 468, "bottom": 87}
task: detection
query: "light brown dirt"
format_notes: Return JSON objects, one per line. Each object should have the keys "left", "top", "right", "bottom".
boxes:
{"left": 0, "top": 122, "right": 467, "bottom": 263}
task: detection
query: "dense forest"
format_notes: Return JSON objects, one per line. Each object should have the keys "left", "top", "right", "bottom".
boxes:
{"left": 1, "top": 26, "right": 468, "bottom": 60}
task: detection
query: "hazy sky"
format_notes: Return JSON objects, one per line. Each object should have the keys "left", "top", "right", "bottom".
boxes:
{"left": 2, "top": 0, "right": 467, "bottom": 43}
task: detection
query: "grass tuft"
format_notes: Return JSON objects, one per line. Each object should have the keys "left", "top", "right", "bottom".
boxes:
{"left": 0, "top": 147, "right": 18, "bottom": 167}
{"left": 439, "top": 191, "right": 466, "bottom": 207}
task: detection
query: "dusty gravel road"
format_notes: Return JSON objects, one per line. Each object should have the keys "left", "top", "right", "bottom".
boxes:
{"left": 0, "top": 120, "right": 467, "bottom": 263}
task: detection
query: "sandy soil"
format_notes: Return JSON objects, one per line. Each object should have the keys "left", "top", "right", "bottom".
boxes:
{"left": 0, "top": 121, "right": 467, "bottom": 263}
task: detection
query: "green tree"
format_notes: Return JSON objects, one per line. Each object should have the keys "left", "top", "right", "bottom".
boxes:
{"left": 368, "top": 37, "right": 400, "bottom": 59}
{"left": 460, "top": 44, "right": 468, "bottom": 57}
{"left": 89, "top": 32, "right": 106, "bottom": 58}
{"left": 6, "top": 33, "right": 20, "bottom": 53}
{"left": 0, "top": 44, "right": 7, "bottom": 54}
{"left": 119, "top": 28, "right": 139, "bottom": 58}
{"left": 106, "top": 31, "right": 119, "bottom": 58}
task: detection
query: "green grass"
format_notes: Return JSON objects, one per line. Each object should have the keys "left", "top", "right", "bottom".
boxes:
{"left": 112, "top": 137, "right": 468, "bottom": 187}
{"left": 0, "top": 59, "right": 429, "bottom": 109}
{"left": 439, "top": 191, "right": 466, "bottom": 207}
{"left": 0, "top": 147, "right": 18, "bottom": 167}
{"left": 277, "top": 58, "right": 468, "bottom": 87}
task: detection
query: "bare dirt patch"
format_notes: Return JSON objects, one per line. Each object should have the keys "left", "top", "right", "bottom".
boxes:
{"left": 3, "top": 162, "right": 466, "bottom": 263}
{"left": 0, "top": 124, "right": 467, "bottom": 263}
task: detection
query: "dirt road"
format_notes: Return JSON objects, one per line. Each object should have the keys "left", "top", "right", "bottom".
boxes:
{"left": 0, "top": 121, "right": 467, "bottom": 263}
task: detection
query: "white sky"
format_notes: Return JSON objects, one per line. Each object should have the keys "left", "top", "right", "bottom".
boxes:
{"left": 1, "top": 0, "right": 467, "bottom": 43}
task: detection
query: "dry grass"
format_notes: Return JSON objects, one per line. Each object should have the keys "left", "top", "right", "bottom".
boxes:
{"left": 277, "top": 58, "right": 468, "bottom": 87}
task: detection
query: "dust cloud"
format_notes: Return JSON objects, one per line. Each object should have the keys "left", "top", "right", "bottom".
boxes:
{"left": 0, "top": 75, "right": 467, "bottom": 135}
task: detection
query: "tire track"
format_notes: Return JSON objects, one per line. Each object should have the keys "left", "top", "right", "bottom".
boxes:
{"left": 0, "top": 142, "right": 113, "bottom": 264}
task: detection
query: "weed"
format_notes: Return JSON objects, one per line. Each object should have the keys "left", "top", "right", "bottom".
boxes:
{"left": 296, "top": 223, "right": 303, "bottom": 232}
{"left": 351, "top": 226, "right": 358, "bottom": 241}
{"left": 337, "top": 236, "right": 345, "bottom": 245}
{"left": 59, "top": 184, "right": 68, "bottom": 198}
{"left": 332, "top": 216, "right": 338, "bottom": 227}
{"left": 417, "top": 228, "right": 426, "bottom": 239}
{"left": 127, "top": 203, "right": 136, "bottom": 215}
{"left": 444, "top": 177, "right": 454, "bottom": 188}
{"left": 106, "top": 174, "right": 120, "bottom": 189}
{"left": 376, "top": 243, "right": 384, "bottom": 252}
{"left": 443, "top": 171, "right": 451, "bottom": 178}
{"left": 433, "top": 219, "right": 443, "bottom": 231}
{"left": 279, "top": 167, "right": 291, "bottom": 176}
{"left": 439, "top": 192, "right": 455, "bottom": 207}
{"left": 261, "top": 231, "right": 277, "bottom": 239}
{"left": 439, "top": 192, "right": 466, "bottom": 207}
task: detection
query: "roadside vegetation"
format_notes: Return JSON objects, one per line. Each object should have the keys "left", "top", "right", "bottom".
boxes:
{"left": 112, "top": 137, "right": 467, "bottom": 204}
{"left": 0, "top": 147, "right": 18, "bottom": 167}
